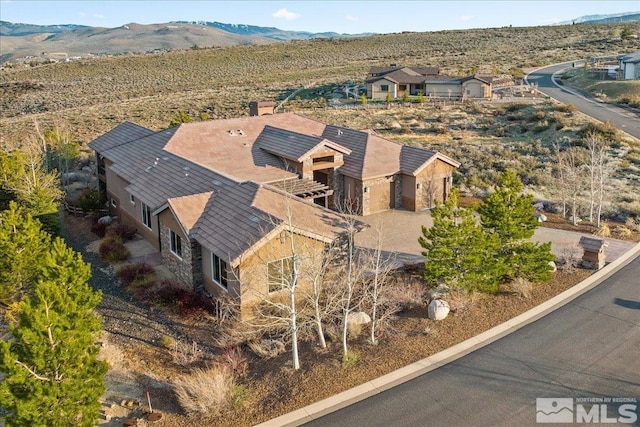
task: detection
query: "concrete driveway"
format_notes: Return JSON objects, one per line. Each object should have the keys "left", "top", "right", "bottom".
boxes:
{"left": 355, "top": 209, "right": 635, "bottom": 266}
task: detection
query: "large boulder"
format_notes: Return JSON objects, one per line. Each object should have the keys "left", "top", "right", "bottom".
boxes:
{"left": 428, "top": 299, "right": 450, "bottom": 321}
{"left": 98, "top": 215, "right": 113, "bottom": 225}
{"left": 347, "top": 311, "right": 371, "bottom": 326}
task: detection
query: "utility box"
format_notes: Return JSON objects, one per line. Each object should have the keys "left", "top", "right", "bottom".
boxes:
{"left": 578, "top": 236, "right": 608, "bottom": 270}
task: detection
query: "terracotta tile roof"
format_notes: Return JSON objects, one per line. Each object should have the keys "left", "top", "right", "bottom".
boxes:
{"left": 88, "top": 121, "right": 155, "bottom": 153}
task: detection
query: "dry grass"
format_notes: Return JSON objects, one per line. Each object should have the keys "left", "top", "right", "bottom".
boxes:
{"left": 1, "top": 22, "right": 638, "bottom": 147}
{"left": 173, "top": 365, "right": 236, "bottom": 415}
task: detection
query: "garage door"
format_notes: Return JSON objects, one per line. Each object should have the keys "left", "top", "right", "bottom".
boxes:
{"left": 369, "top": 180, "right": 394, "bottom": 213}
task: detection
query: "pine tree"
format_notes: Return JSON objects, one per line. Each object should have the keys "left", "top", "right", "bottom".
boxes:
{"left": 419, "top": 190, "right": 503, "bottom": 293}
{"left": 0, "top": 238, "right": 107, "bottom": 427}
{"left": 0, "top": 202, "right": 51, "bottom": 306}
{"left": 478, "top": 170, "right": 554, "bottom": 282}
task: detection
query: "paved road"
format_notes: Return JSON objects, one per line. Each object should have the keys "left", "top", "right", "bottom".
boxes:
{"left": 305, "top": 255, "right": 640, "bottom": 427}
{"left": 526, "top": 62, "right": 640, "bottom": 140}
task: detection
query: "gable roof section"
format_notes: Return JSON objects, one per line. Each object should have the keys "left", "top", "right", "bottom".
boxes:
{"left": 619, "top": 52, "right": 640, "bottom": 64}
{"left": 257, "top": 125, "right": 351, "bottom": 162}
{"left": 192, "top": 182, "right": 346, "bottom": 267}
{"left": 369, "top": 66, "right": 439, "bottom": 78}
{"left": 165, "top": 192, "right": 213, "bottom": 236}
{"left": 400, "top": 145, "right": 461, "bottom": 176}
{"left": 322, "top": 126, "right": 401, "bottom": 179}
{"left": 88, "top": 121, "right": 155, "bottom": 153}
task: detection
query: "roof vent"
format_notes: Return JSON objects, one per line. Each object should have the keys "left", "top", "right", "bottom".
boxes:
{"left": 162, "top": 156, "right": 169, "bottom": 161}
{"left": 212, "top": 180, "right": 221, "bottom": 186}
{"left": 337, "top": 129, "right": 343, "bottom": 136}
{"left": 228, "top": 130, "right": 236, "bottom": 136}
{"left": 249, "top": 215, "right": 260, "bottom": 223}
{"left": 238, "top": 129, "right": 245, "bottom": 136}
{"left": 183, "top": 166, "right": 190, "bottom": 171}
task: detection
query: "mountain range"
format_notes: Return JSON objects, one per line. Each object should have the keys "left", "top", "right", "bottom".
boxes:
{"left": 0, "top": 11, "right": 637, "bottom": 63}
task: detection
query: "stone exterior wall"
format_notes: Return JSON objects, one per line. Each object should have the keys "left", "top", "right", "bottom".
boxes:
{"left": 393, "top": 174, "right": 403, "bottom": 208}
{"left": 159, "top": 221, "right": 200, "bottom": 290}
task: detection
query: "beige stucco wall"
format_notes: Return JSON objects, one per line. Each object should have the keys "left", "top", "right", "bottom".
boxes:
{"left": 368, "top": 78, "right": 397, "bottom": 100}
{"left": 202, "top": 232, "right": 325, "bottom": 320}
{"left": 105, "top": 161, "right": 159, "bottom": 248}
{"left": 463, "top": 80, "right": 491, "bottom": 98}
{"left": 414, "top": 160, "right": 456, "bottom": 210}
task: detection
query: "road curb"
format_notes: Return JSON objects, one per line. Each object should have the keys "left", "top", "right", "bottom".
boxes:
{"left": 256, "top": 242, "right": 640, "bottom": 427}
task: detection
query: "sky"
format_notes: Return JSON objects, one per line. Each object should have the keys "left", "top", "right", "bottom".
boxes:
{"left": 0, "top": 1, "right": 638, "bottom": 34}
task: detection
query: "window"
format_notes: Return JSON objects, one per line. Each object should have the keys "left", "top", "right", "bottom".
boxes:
{"left": 111, "top": 198, "right": 117, "bottom": 207}
{"left": 130, "top": 194, "right": 135, "bottom": 204}
{"left": 380, "top": 84, "right": 389, "bottom": 92}
{"left": 268, "top": 257, "right": 294, "bottom": 293}
{"left": 169, "top": 230, "right": 182, "bottom": 258}
{"left": 399, "top": 84, "right": 407, "bottom": 91}
{"left": 212, "top": 253, "right": 228, "bottom": 289}
{"left": 142, "top": 203, "right": 152, "bottom": 229}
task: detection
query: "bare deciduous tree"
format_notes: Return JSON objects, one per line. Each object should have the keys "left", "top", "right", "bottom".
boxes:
{"left": 360, "top": 219, "right": 397, "bottom": 345}
{"left": 584, "top": 132, "right": 610, "bottom": 227}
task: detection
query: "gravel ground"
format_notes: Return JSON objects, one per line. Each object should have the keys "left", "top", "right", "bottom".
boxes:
{"left": 60, "top": 211, "right": 619, "bottom": 426}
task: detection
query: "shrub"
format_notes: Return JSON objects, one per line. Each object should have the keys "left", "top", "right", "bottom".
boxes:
{"left": 447, "top": 288, "right": 476, "bottom": 314}
{"left": 229, "top": 384, "right": 251, "bottom": 411}
{"left": 152, "top": 280, "right": 212, "bottom": 316}
{"left": 341, "top": 349, "right": 360, "bottom": 369}
{"left": 221, "top": 346, "right": 248, "bottom": 378}
{"left": 555, "top": 103, "right": 577, "bottom": 114}
{"left": 107, "top": 222, "right": 137, "bottom": 241}
{"left": 159, "top": 335, "right": 176, "bottom": 349}
{"left": 91, "top": 220, "right": 108, "bottom": 238}
{"left": 117, "top": 262, "right": 155, "bottom": 288}
{"left": 613, "top": 225, "right": 632, "bottom": 238}
{"left": 593, "top": 223, "right": 611, "bottom": 237}
{"left": 248, "top": 339, "right": 285, "bottom": 359}
{"left": 99, "top": 236, "right": 130, "bottom": 262}
{"left": 78, "top": 188, "right": 107, "bottom": 212}
{"left": 173, "top": 366, "right": 235, "bottom": 415}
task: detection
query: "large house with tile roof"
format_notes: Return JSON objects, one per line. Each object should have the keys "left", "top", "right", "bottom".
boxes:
{"left": 89, "top": 113, "right": 459, "bottom": 315}
{"left": 366, "top": 66, "right": 492, "bottom": 100}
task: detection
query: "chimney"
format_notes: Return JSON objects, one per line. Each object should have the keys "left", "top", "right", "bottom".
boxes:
{"left": 249, "top": 100, "right": 275, "bottom": 116}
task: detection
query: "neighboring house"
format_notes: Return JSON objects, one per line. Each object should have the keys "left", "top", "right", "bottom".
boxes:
{"left": 366, "top": 66, "right": 492, "bottom": 100}
{"left": 89, "top": 112, "right": 459, "bottom": 315}
{"left": 618, "top": 52, "right": 640, "bottom": 80}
